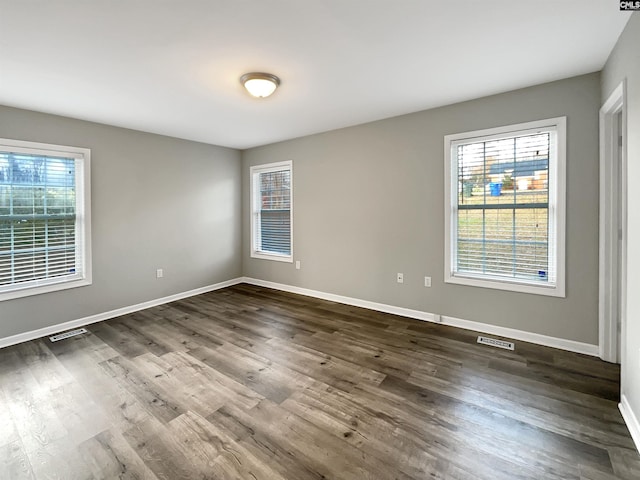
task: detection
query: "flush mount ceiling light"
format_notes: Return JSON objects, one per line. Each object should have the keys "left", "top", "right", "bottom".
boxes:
{"left": 240, "top": 72, "right": 280, "bottom": 98}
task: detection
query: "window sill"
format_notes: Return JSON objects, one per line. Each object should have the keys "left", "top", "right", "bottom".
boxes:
{"left": 445, "top": 273, "right": 565, "bottom": 297}
{"left": 251, "top": 251, "right": 293, "bottom": 263}
{"left": 0, "top": 277, "right": 92, "bottom": 302}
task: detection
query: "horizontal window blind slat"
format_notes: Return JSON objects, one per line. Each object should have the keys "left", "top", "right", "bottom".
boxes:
{"left": 457, "top": 202, "right": 548, "bottom": 210}
{"left": 0, "top": 214, "right": 75, "bottom": 221}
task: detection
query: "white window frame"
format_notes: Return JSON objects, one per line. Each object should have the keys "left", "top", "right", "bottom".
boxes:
{"left": 0, "top": 138, "right": 92, "bottom": 302}
{"left": 444, "top": 117, "right": 566, "bottom": 297}
{"left": 250, "top": 160, "right": 293, "bottom": 263}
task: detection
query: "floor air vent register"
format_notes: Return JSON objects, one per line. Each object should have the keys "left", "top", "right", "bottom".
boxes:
{"left": 49, "top": 328, "right": 88, "bottom": 342}
{"left": 477, "top": 335, "right": 515, "bottom": 351}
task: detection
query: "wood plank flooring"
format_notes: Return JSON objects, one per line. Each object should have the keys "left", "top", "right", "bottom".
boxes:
{"left": 1, "top": 283, "right": 639, "bottom": 479}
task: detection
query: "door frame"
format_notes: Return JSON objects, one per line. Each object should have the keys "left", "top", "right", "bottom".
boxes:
{"left": 599, "top": 80, "right": 627, "bottom": 363}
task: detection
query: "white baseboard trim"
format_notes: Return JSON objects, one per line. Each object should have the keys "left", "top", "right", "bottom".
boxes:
{"left": 241, "top": 277, "right": 599, "bottom": 357}
{"left": 0, "top": 278, "right": 244, "bottom": 349}
{"left": 240, "top": 277, "right": 435, "bottom": 322}
{"left": 620, "top": 394, "right": 640, "bottom": 454}
{"left": 1, "top": 276, "right": 599, "bottom": 358}
{"left": 440, "top": 314, "right": 599, "bottom": 357}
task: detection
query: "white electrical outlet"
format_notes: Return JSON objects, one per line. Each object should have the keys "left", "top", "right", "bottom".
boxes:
{"left": 397, "top": 273, "right": 404, "bottom": 284}
{"left": 424, "top": 276, "right": 431, "bottom": 287}
{"left": 156, "top": 268, "right": 163, "bottom": 278}
{"left": 295, "top": 260, "right": 301, "bottom": 270}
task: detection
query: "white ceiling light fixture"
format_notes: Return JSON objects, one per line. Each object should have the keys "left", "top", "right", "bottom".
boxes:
{"left": 240, "top": 72, "right": 281, "bottom": 98}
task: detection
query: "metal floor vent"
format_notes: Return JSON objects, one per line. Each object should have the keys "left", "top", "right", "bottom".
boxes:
{"left": 49, "top": 328, "right": 88, "bottom": 342}
{"left": 477, "top": 335, "right": 515, "bottom": 351}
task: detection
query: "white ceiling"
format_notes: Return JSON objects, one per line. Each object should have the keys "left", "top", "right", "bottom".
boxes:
{"left": 0, "top": 1, "right": 632, "bottom": 149}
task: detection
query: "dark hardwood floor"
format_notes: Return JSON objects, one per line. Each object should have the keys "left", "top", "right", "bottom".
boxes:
{"left": 1, "top": 283, "right": 639, "bottom": 479}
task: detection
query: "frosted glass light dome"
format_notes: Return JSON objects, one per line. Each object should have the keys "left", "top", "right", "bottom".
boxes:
{"left": 240, "top": 72, "right": 280, "bottom": 98}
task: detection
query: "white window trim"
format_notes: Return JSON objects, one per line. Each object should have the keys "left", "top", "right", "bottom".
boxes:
{"left": 443, "top": 117, "right": 566, "bottom": 297}
{"left": 0, "top": 138, "right": 92, "bottom": 302}
{"left": 250, "top": 160, "right": 293, "bottom": 263}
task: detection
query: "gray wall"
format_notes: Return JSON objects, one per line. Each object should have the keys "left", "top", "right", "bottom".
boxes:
{"left": 602, "top": 12, "right": 640, "bottom": 439}
{"left": 0, "top": 68, "right": 606, "bottom": 348}
{"left": 243, "top": 73, "right": 601, "bottom": 345}
{"left": 0, "top": 105, "right": 242, "bottom": 339}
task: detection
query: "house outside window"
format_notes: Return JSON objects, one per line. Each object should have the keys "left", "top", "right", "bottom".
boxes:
{"left": 444, "top": 117, "right": 566, "bottom": 297}
{"left": 250, "top": 161, "right": 293, "bottom": 262}
{"left": 0, "top": 138, "right": 92, "bottom": 301}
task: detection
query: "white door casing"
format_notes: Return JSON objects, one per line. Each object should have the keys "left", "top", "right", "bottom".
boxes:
{"left": 599, "top": 80, "right": 627, "bottom": 364}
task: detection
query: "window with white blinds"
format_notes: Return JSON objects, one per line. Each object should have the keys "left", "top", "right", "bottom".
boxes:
{"left": 250, "top": 161, "right": 293, "bottom": 262}
{"left": 444, "top": 118, "right": 566, "bottom": 297}
{"left": 0, "top": 139, "right": 91, "bottom": 301}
